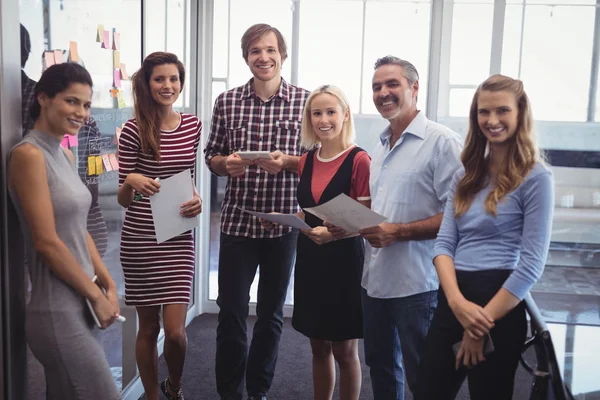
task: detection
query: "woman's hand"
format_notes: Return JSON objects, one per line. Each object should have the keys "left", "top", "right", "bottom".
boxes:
{"left": 90, "top": 294, "right": 118, "bottom": 329}
{"left": 105, "top": 286, "right": 120, "bottom": 318}
{"left": 180, "top": 194, "right": 202, "bottom": 218}
{"left": 449, "top": 298, "right": 495, "bottom": 339}
{"left": 323, "top": 221, "right": 349, "bottom": 240}
{"left": 301, "top": 226, "right": 334, "bottom": 245}
{"left": 258, "top": 217, "right": 277, "bottom": 231}
{"left": 455, "top": 332, "right": 487, "bottom": 370}
{"left": 125, "top": 173, "right": 160, "bottom": 197}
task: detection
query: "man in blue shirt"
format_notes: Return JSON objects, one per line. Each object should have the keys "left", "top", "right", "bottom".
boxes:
{"left": 360, "top": 56, "right": 463, "bottom": 399}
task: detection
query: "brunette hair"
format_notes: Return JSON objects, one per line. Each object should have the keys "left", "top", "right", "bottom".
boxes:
{"left": 131, "top": 51, "right": 185, "bottom": 161}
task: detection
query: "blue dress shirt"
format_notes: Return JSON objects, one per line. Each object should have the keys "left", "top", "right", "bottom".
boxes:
{"left": 362, "top": 112, "right": 463, "bottom": 298}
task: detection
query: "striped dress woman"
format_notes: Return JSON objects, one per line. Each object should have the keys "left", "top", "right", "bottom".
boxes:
{"left": 118, "top": 112, "right": 201, "bottom": 306}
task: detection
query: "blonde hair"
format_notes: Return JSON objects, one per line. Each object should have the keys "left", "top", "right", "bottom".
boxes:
{"left": 454, "top": 74, "right": 541, "bottom": 217}
{"left": 300, "top": 85, "right": 355, "bottom": 149}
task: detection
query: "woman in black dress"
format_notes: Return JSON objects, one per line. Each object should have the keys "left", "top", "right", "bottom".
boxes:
{"left": 261, "top": 85, "right": 370, "bottom": 400}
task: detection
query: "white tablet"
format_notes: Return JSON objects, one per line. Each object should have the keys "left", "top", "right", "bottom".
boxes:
{"left": 236, "top": 151, "right": 273, "bottom": 160}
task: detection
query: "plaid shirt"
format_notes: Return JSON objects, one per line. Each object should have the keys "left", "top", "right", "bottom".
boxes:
{"left": 21, "top": 71, "right": 37, "bottom": 134}
{"left": 205, "top": 78, "right": 310, "bottom": 238}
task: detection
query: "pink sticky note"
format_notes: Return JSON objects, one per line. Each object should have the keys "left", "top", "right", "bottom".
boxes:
{"left": 60, "top": 136, "right": 69, "bottom": 148}
{"left": 102, "top": 30, "right": 110, "bottom": 49}
{"left": 108, "top": 153, "right": 119, "bottom": 170}
{"left": 113, "top": 69, "right": 121, "bottom": 87}
{"left": 44, "top": 51, "right": 56, "bottom": 68}
{"left": 113, "top": 32, "right": 120, "bottom": 50}
{"left": 54, "top": 50, "right": 63, "bottom": 64}
{"left": 67, "top": 135, "right": 78, "bottom": 147}
{"left": 101, "top": 154, "right": 113, "bottom": 171}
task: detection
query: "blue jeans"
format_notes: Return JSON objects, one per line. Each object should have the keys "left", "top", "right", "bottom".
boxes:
{"left": 362, "top": 288, "right": 437, "bottom": 400}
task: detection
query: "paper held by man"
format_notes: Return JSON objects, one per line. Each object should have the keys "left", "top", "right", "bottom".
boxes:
{"left": 304, "top": 193, "right": 386, "bottom": 233}
{"left": 150, "top": 169, "right": 199, "bottom": 243}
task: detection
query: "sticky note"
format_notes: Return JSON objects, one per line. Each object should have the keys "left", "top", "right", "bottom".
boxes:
{"left": 101, "top": 154, "right": 113, "bottom": 171}
{"left": 54, "top": 50, "right": 63, "bottom": 64}
{"left": 88, "top": 156, "right": 96, "bottom": 175}
{"left": 113, "top": 32, "right": 120, "bottom": 50}
{"left": 44, "top": 51, "right": 55, "bottom": 69}
{"left": 96, "top": 24, "right": 104, "bottom": 42}
{"left": 109, "top": 153, "right": 119, "bottom": 170}
{"left": 113, "top": 51, "right": 120, "bottom": 69}
{"left": 95, "top": 156, "right": 103, "bottom": 175}
{"left": 117, "top": 91, "right": 126, "bottom": 109}
{"left": 120, "top": 63, "right": 129, "bottom": 80}
{"left": 60, "top": 136, "right": 69, "bottom": 148}
{"left": 67, "top": 134, "right": 78, "bottom": 147}
{"left": 69, "top": 41, "right": 79, "bottom": 62}
{"left": 110, "top": 88, "right": 119, "bottom": 98}
{"left": 113, "top": 69, "right": 121, "bottom": 88}
{"left": 102, "top": 30, "right": 110, "bottom": 49}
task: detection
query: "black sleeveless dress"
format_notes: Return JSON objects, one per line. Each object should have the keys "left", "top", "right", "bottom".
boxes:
{"left": 292, "top": 147, "right": 365, "bottom": 341}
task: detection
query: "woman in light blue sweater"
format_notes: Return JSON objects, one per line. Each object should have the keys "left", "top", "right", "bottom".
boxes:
{"left": 415, "top": 75, "right": 554, "bottom": 400}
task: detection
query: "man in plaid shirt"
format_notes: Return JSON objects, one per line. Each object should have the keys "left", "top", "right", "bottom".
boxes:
{"left": 204, "top": 24, "right": 310, "bottom": 400}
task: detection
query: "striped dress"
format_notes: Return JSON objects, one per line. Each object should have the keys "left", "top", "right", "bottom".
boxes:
{"left": 118, "top": 113, "right": 201, "bottom": 306}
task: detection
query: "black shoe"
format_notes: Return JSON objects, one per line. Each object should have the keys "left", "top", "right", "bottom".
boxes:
{"left": 160, "top": 377, "right": 184, "bottom": 400}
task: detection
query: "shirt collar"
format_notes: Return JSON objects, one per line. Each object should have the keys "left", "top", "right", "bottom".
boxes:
{"left": 379, "top": 110, "right": 428, "bottom": 145}
{"left": 240, "top": 77, "right": 290, "bottom": 102}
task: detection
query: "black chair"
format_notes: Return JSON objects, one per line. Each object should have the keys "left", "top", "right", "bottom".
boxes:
{"left": 521, "top": 293, "right": 575, "bottom": 400}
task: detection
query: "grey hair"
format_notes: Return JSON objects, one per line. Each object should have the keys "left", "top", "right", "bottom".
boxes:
{"left": 374, "top": 55, "right": 419, "bottom": 85}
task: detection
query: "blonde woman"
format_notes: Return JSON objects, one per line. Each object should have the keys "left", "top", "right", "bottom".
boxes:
{"left": 415, "top": 75, "right": 554, "bottom": 399}
{"left": 262, "top": 85, "right": 370, "bottom": 400}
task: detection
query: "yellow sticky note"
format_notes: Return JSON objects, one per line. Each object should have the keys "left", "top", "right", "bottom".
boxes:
{"left": 117, "top": 91, "right": 126, "bottom": 109}
{"left": 87, "top": 156, "right": 96, "bottom": 175}
{"left": 69, "top": 41, "right": 79, "bottom": 62}
{"left": 95, "top": 156, "right": 103, "bottom": 175}
{"left": 96, "top": 24, "right": 104, "bottom": 42}
{"left": 113, "top": 51, "right": 120, "bottom": 69}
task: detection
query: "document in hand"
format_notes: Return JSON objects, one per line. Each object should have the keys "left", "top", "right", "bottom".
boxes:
{"left": 236, "top": 151, "right": 273, "bottom": 160}
{"left": 149, "top": 169, "right": 199, "bottom": 243}
{"left": 303, "top": 193, "right": 386, "bottom": 233}
{"left": 240, "top": 208, "right": 311, "bottom": 230}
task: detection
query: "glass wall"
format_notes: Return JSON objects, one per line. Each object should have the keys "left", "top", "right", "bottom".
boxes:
{"left": 19, "top": 0, "right": 194, "bottom": 397}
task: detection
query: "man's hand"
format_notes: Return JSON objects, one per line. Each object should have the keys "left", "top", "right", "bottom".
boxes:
{"left": 359, "top": 222, "right": 399, "bottom": 248}
{"left": 226, "top": 153, "right": 253, "bottom": 177}
{"left": 254, "top": 150, "right": 286, "bottom": 175}
{"left": 301, "top": 226, "right": 334, "bottom": 245}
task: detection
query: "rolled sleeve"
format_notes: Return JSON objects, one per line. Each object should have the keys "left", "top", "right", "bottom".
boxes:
{"left": 203, "top": 97, "right": 229, "bottom": 174}
{"left": 502, "top": 170, "right": 554, "bottom": 300}
{"left": 434, "top": 169, "right": 463, "bottom": 261}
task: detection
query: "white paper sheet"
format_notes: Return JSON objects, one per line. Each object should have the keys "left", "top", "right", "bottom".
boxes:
{"left": 150, "top": 169, "right": 198, "bottom": 243}
{"left": 236, "top": 151, "right": 273, "bottom": 160}
{"left": 240, "top": 208, "right": 311, "bottom": 230}
{"left": 303, "top": 193, "right": 386, "bottom": 233}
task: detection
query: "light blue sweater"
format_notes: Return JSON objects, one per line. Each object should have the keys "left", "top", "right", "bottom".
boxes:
{"left": 434, "top": 162, "right": 554, "bottom": 300}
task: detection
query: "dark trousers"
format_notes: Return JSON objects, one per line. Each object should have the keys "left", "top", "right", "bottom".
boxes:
{"left": 415, "top": 270, "right": 527, "bottom": 400}
{"left": 215, "top": 231, "right": 298, "bottom": 400}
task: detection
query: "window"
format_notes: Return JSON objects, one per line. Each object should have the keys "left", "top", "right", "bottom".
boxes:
{"left": 448, "top": 0, "right": 494, "bottom": 116}
{"left": 502, "top": 3, "right": 596, "bottom": 121}
{"left": 362, "top": 0, "right": 431, "bottom": 115}
{"left": 297, "top": 0, "right": 363, "bottom": 109}
{"left": 227, "top": 0, "right": 293, "bottom": 88}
